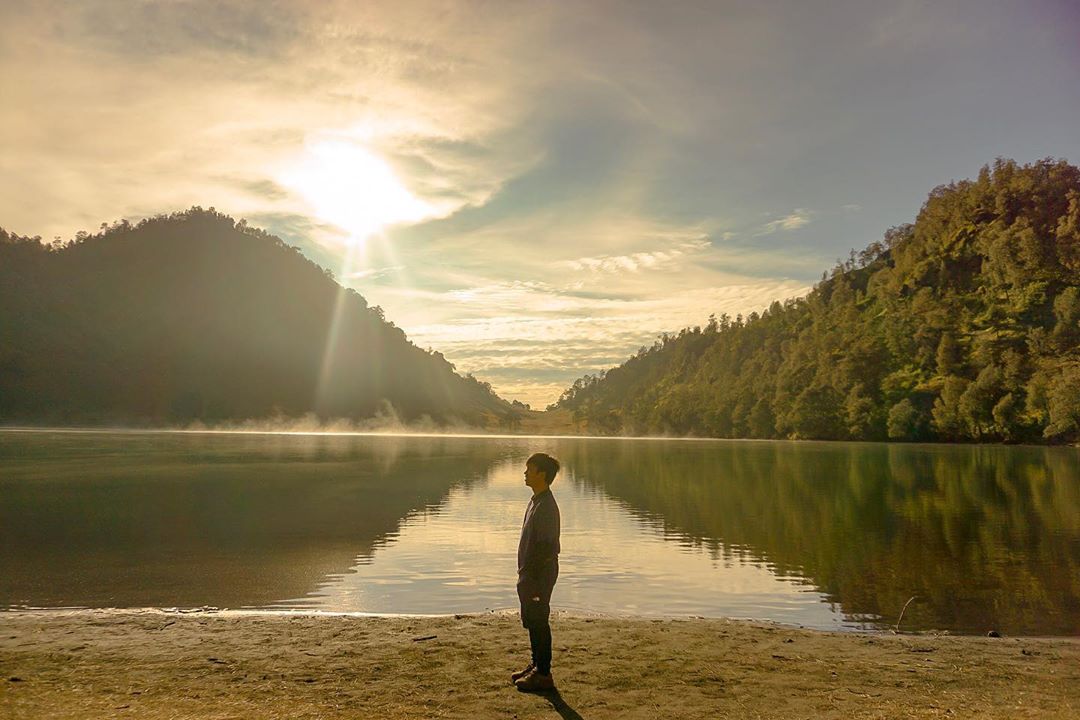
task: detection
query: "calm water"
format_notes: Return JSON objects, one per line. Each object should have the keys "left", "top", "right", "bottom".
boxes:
{"left": 1, "top": 430, "right": 1078, "bottom": 635}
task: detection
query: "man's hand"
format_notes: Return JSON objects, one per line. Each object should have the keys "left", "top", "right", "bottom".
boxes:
{"left": 531, "top": 596, "right": 541, "bottom": 602}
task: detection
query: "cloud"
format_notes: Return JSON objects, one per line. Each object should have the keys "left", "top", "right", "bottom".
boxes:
{"left": 71, "top": 0, "right": 301, "bottom": 60}
{"left": 756, "top": 209, "right": 813, "bottom": 236}
{"left": 378, "top": 271, "right": 810, "bottom": 407}
{"left": 0, "top": 0, "right": 554, "bottom": 243}
{"left": 344, "top": 265, "right": 405, "bottom": 281}
{"left": 561, "top": 237, "right": 711, "bottom": 274}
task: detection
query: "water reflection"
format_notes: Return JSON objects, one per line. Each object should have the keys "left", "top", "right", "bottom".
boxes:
{"left": 0, "top": 431, "right": 509, "bottom": 608}
{"left": 277, "top": 457, "right": 844, "bottom": 629}
{"left": 558, "top": 439, "right": 1080, "bottom": 635}
{"left": 2, "top": 431, "right": 1078, "bottom": 635}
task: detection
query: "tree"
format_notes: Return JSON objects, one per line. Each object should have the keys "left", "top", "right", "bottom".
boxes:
{"left": 788, "top": 385, "right": 843, "bottom": 439}
{"left": 935, "top": 332, "right": 962, "bottom": 376}
{"left": 957, "top": 365, "right": 1003, "bottom": 439}
{"left": 844, "top": 384, "right": 879, "bottom": 439}
{"left": 1053, "top": 287, "right": 1080, "bottom": 349}
{"left": 1044, "top": 364, "right": 1080, "bottom": 439}
{"left": 932, "top": 376, "right": 970, "bottom": 440}
{"left": 887, "top": 398, "right": 929, "bottom": 441}
{"left": 748, "top": 398, "right": 775, "bottom": 438}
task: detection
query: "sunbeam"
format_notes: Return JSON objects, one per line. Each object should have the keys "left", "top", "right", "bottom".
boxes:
{"left": 314, "top": 239, "right": 364, "bottom": 414}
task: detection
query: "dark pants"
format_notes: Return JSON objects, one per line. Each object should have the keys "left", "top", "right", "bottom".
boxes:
{"left": 518, "top": 562, "right": 558, "bottom": 675}
{"left": 527, "top": 618, "right": 552, "bottom": 675}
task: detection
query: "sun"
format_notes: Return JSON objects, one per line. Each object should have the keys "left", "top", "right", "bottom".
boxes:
{"left": 279, "top": 140, "right": 436, "bottom": 241}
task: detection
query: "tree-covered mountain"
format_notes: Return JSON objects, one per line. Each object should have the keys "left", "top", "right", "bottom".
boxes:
{"left": 0, "top": 208, "right": 511, "bottom": 426}
{"left": 556, "top": 158, "right": 1080, "bottom": 443}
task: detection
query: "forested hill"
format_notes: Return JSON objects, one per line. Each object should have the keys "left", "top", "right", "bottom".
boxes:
{"left": 556, "top": 159, "right": 1080, "bottom": 444}
{"left": 0, "top": 208, "right": 511, "bottom": 426}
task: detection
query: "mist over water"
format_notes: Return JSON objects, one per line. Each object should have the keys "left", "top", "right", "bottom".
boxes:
{"left": 2, "top": 430, "right": 1078, "bottom": 635}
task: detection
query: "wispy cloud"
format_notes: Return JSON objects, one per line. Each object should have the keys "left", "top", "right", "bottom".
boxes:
{"left": 343, "top": 265, "right": 405, "bottom": 281}
{"left": 561, "top": 237, "right": 710, "bottom": 274}
{"left": 381, "top": 271, "right": 810, "bottom": 407}
{"left": 756, "top": 209, "right": 813, "bottom": 236}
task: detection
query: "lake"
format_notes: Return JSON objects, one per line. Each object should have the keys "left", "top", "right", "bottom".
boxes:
{"left": 1, "top": 429, "right": 1078, "bottom": 635}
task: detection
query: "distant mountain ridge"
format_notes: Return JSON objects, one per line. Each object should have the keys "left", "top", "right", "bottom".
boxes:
{"left": 0, "top": 208, "right": 511, "bottom": 427}
{"left": 555, "top": 158, "right": 1080, "bottom": 443}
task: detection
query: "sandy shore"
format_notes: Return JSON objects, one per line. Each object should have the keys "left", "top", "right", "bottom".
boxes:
{"left": 1, "top": 610, "right": 1078, "bottom": 719}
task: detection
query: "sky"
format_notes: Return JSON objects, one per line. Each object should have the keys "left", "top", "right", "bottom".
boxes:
{"left": 2, "top": 0, "right": 1079, "bottom": 408}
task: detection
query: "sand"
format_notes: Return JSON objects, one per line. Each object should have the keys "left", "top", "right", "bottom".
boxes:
{"left": 1, "top": 609, "right": 1078, "bottom": 719}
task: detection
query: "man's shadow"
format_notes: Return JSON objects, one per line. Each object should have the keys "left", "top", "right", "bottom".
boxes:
{"left": 538, "top": 688, "right": 585, "bottom": 720}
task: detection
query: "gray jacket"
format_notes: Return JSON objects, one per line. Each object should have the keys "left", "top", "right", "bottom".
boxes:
{"left": 517, "top": 488, "right": 560, "bottom": 588}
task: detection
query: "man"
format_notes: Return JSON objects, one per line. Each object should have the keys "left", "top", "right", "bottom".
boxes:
{"left": 512, "top": 452, "right": 561, "bottom": 692}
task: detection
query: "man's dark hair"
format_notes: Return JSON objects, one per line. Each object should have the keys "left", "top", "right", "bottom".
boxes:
{"left": 527, "top": 452, "right": 560, "bottom": 484}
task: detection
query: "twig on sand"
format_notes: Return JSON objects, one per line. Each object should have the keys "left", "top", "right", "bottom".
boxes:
{"left": 894, "top": 596, "right": 917, "bottom": 634}
{"left": 411, "top": 635, "right": 437, "bottom": 642}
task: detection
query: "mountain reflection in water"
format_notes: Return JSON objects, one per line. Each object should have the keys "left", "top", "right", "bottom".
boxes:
{"left": 0, "top": 432, "right": 506, "bottom": 608}
{"left": 1, "top": 431, "right": 1077, "bottom": 635}
{"left": 563, "top": 439, "right": 1080, "bottom": 635}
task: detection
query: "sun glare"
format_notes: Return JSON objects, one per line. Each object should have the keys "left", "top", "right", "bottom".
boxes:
{"left": 280, "top": 140, "right": 437, "bottom": 241}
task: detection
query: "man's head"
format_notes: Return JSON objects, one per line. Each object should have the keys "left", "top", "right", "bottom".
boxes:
{"left": 524, "top": 452, "right": 560, "bottom": 493}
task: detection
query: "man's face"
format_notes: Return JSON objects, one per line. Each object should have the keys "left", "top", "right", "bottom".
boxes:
{"left": 523, "top": 463, "right": 547, "bottom": 492}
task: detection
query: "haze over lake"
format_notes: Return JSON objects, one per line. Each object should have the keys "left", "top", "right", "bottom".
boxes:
{"left": 2, "top": 430, "right": 1077, "bottom": 635}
